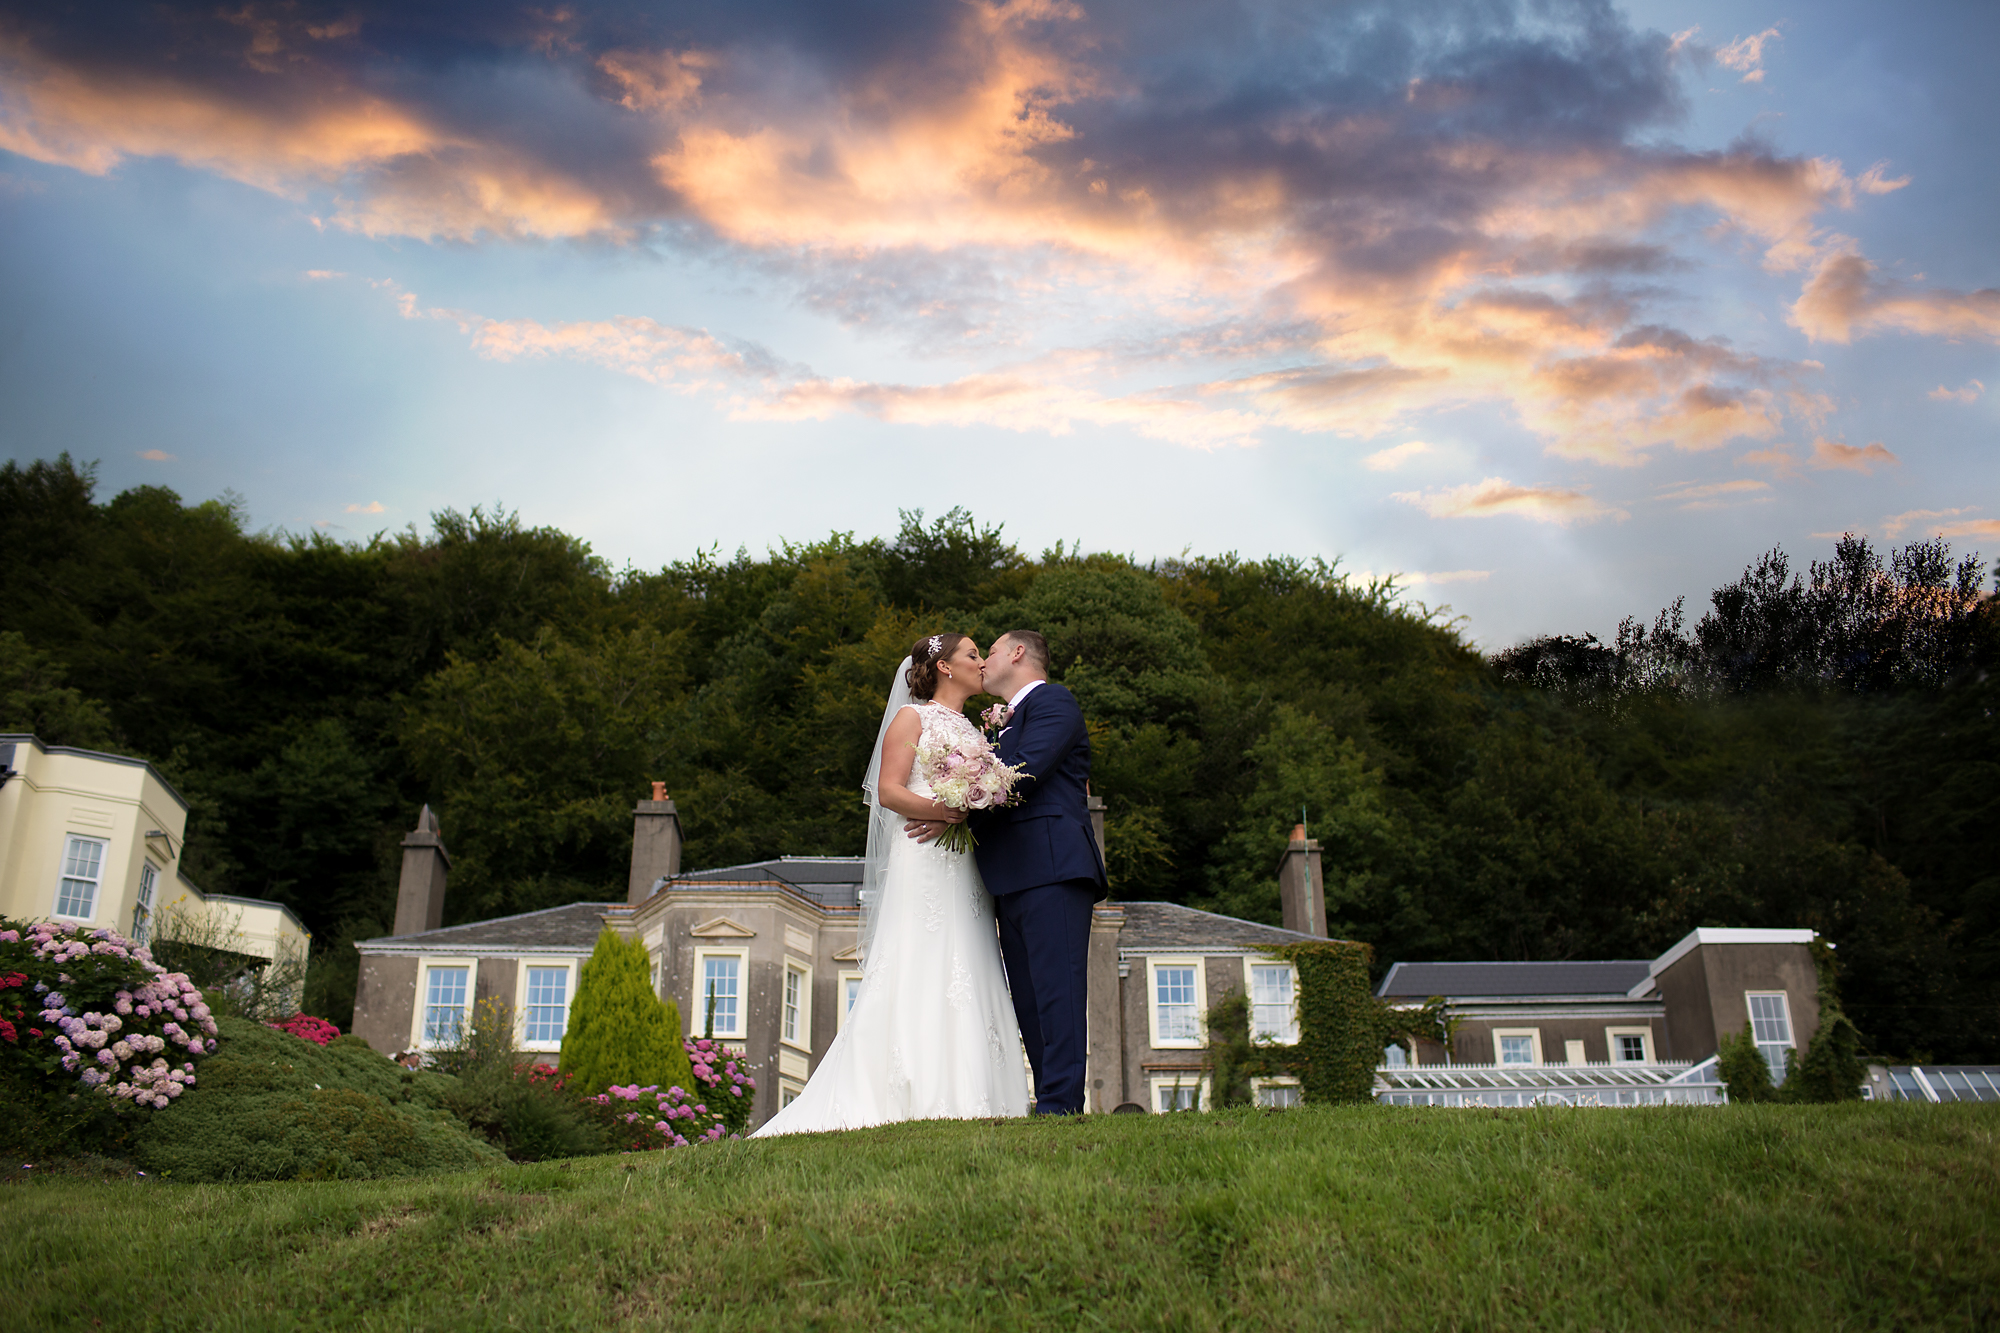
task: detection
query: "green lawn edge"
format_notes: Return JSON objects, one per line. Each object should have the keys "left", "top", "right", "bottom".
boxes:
{"left": 7, "top": 1103, "right": 1995, "bottom": 1332}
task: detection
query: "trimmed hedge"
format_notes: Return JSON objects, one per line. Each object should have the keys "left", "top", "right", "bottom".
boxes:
{"left": 1270, "top": 940, "right": 1381, "bottom": 1105}
{"left": 132, "top": 1017, "right": 502, "bottom": 1181}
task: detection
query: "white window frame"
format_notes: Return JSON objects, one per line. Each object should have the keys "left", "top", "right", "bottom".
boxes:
{"left": 1149, "top": 1073, "right": 1211, "bottom": 1113}
{"left": 132, "top": 861, "right": 159, "bottom": 944}
{"left": 515, "top": 958, "right": 578, "bottom": 1053}
{"left": 411, "top": 957, "right": 478, "bottom": 1051}
{"left": 1492, "top": 1028, "right": 1543, "bottom": 1066}
{"left": 55, "top": 834, "right": 108, "bottom": 921}
{"left": 1242, "top": 958, "right": 1300, "bottom": 1045}
{"left": 1146, "top": 956, "right": 1207, "bottom": 1050}
{"left": 1251, "top": 1076, "right": 1302, "bottom": 1109}
{"left": 1745, "top": 991, "right": 1794, "bottom": 1084}
{"left": 1605, "top": 1026, "right": 1654, "bottom": 1064}
{"left": 837, "top": 970, "right": 864, "bottom": 1033}
{"left": 691, "top": 947, "right": 749, "bottom": 1039}
{"left": 781, "top": 959, "right": 813, "bottom": 1053}
{"left": 779, "top": 1080, "right": 805, "bottom": 1110}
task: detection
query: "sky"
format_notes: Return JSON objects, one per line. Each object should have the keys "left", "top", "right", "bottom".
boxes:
{"left": 1, "top": 0, "right": 1994, "bottom": 648}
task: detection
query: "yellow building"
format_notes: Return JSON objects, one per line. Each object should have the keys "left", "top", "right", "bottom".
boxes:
{"left": 0, "top": 734, "right": 309, "bottom": 969}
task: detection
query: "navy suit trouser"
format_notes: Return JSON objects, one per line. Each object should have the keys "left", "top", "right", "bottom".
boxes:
{"left": 993, "top": 878, "right": 1097, "bottom": 1115}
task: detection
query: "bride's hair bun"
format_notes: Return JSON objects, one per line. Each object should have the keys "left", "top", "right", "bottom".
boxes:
{"left": 906, "top": 632, "right": 968, "bottom": 701}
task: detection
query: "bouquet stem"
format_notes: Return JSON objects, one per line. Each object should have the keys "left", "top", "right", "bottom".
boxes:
{"left": 936, "top": 824, "right": 978, "bottom": 853}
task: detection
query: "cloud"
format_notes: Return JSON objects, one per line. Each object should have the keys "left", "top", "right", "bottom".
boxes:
{"left": 1715, "top": 28, "right": 1781, "bottom": 83}
{"left": 1929, "top": 379, "right": 1985, "bottom": 404}
{"left": 1412, "top": 569, "right": 1492, "bottom": 585}
{"left": 303, "top": 269, "right": 345, "bottom": 280}
{"left": 1792, "top": 248, "right": 2000, "bottom": 344}
{"left": 344, "top": 500, "right": 385, "bottom": 513}
{"left": 136, "top": 448, "right": 175, "bottom": 461}
{"left": 1363, "top": 441, "right": 1435, "bottom": 472}
{"left": 35, "top": 0, "right": 1954, "bottom": 462}
{"left": 1881, "top": 508, "right": 2000, "bottom": 541}
{"left": 1653, "top": 477, "right": 1769, "bottom": 509}
{"left": 1391, "top": 477, "right": 1626, "bottom": 525}
{"left": 1810, "top": 438, "right": 1898, "bottom": 473}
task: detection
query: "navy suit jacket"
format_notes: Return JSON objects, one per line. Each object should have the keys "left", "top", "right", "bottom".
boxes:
{"left": 972, "top": 681, "right": 1108, "bottom": 898}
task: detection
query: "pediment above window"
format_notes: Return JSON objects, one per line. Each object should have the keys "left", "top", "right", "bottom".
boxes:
{"left": 690, "top": 916, "right": 756, "bottom": 939}
{"left": 831, "top": 943, "right": 862, "bottom": 962}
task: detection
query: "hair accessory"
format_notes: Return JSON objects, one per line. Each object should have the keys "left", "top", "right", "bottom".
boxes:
{"left": 926, "top": 634, "right": 943, "bottom": 659}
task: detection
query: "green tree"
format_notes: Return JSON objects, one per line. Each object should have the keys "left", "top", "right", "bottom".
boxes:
{"left": 0, "top": 632, "right": 119, "bottom": 748}
{"left": 559, "top": 931, "right": 695, "bottom": 1098}
{"left": 1717, "top": 1022, "right": 1777, "bottom": 1103}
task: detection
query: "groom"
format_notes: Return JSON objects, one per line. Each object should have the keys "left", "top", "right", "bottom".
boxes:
{"left": 909, "top": 629, "right": 1106, "bottom": 1115}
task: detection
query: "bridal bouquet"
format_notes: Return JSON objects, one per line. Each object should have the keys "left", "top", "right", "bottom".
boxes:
{"left": 914, "top": 731, "right": 1026, "bottom": 852}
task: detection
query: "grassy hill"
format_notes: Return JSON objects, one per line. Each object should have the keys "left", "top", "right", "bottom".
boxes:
{"left": 7, "top": 1103, "right": 1996, "bottom": 1330}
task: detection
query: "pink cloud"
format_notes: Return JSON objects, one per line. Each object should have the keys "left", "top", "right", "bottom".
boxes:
{"left": 1810, "top": 439, "right": 1898, "bottom": 473}
{"left": 1391, "top": 477, "right": 1626, "bottom": 525}
{"left": 1929, "top": 379, "right": 1985, "bottom": 404}
{"left": 1715, "top": 28, "right": 1781, "bottom": 84}
{"left": 1362, "top": 441, "right": 1435, "bottom": 472}
{"left": 136, "top": 449, "right": 175, "bottom": 461}
{"left": 1881, "top": 508, "right": 2000, "bottom": 541}
{"left": 344, "top": 501, "right": 385, "bottom": 514}
{"left": 1791, "top": 249, "right": 2000, "bottom": 344}
{"left": 1653, "top": 478, "right": 1770, "bottom": 510}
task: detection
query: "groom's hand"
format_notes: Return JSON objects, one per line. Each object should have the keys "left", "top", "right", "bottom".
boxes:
{"left": 904, "top": 819, "right": 945, "bottom": 844}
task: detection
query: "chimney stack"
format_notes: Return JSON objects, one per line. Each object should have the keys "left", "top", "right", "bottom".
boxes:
{"left": 1277, "top": 823, "right": 1327, "bottom": 938}
{"left": 393, "top": 805, "right": 451, "bottom": 936}
{"left": 629, "top": 783, "right": 683, "bottom": 905}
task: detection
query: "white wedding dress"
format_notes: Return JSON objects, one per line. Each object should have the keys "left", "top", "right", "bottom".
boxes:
{"left": 754, "top": 700, "right": 1030, "bottom": 1136}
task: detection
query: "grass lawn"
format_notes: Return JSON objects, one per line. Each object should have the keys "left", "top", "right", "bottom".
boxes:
{"left": 6, "top": 1102, "right": 1996, "bottom": 1331}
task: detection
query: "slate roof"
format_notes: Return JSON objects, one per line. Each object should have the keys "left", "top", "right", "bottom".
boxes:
{"left": 1114, "top": 901, "right": 1322, "bottom": 953}
{"left": 1376, "top": 960, "right": 1653, "bottom": 1000}
{"left": 670, "top": 856, "right": 865, "bottom": 910}
{"left": 361, "top": 901, "right": 624, "bottom": 951}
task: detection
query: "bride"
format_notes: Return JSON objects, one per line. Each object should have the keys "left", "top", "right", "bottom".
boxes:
{"left": 753, "top": 633, "right": 1031, "bottom": 1136}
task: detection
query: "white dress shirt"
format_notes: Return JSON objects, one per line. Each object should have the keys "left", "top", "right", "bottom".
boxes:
{"left": 1007, "top": 679, "right": 1045, "bottom": 710}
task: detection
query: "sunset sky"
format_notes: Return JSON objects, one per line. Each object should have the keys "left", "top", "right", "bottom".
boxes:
{"left": 2, "top": 0, "right": 1993, "bottom": 645}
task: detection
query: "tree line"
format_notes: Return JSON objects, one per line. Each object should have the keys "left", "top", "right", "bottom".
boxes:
{"left": 3, "top": 454, "right": 1995, "bottom": 1060}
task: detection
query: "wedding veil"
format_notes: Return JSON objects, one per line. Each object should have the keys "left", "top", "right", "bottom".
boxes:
{"left": 856, "top": 655, "right": 916, "bottom": 966}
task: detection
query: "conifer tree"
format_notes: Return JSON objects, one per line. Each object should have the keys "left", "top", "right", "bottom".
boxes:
{"left": 1717, "top": 1022, "right": 1777, "bottom": 1103}
{"left": 559, "top": 930, "right": 695, "bottom": 1097}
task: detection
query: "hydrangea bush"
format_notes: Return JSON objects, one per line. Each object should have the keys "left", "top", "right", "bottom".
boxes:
{"left": 685, "top": 1036, "right": 756, "bottom": 1135}
{"left": 0, "top": 919, "right": 218, "bottom": 1147}
{"left": 268, "top": 1013, "right": 342, "bottom": 1046}
{"left": 581, "top": 1082, "right": 735, "bottom": 1150}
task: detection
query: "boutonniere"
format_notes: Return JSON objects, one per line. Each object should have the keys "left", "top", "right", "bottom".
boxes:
{"left": 980, "top": 703, "right": 1012, "bottom": 739}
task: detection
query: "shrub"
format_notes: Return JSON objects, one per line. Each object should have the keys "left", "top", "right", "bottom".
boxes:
{"left": 560, "top": 931, "right": 695, "bottom": 1097}
{"left": 580, "top": 1082, "right": 735, "bottom": 1149}
{"left": 1718, "top": 1022, "right": 1778, "bottom": 1103}
{"left": 132, "top": 1015, "right": 502, "bottom": 1181}
{"left": 1783, "top": 1011, "right": 1867, "bottom": 1103}
{"left": 1, "top": 919, "right": 219, "bottom": 1158}
{"left": 268, "top": 1013, "right": 341, "bottom": 1046}
{"left": 683, "top": 1036, "right": 756, "bottom": 1134}
{"left": 432, "top": 1000, "right": 610, "bottom": 1162}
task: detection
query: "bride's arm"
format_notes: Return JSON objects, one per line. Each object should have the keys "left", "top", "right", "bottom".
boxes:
{"left": 875, "top": 708, "right": 966, "bottom": 824}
